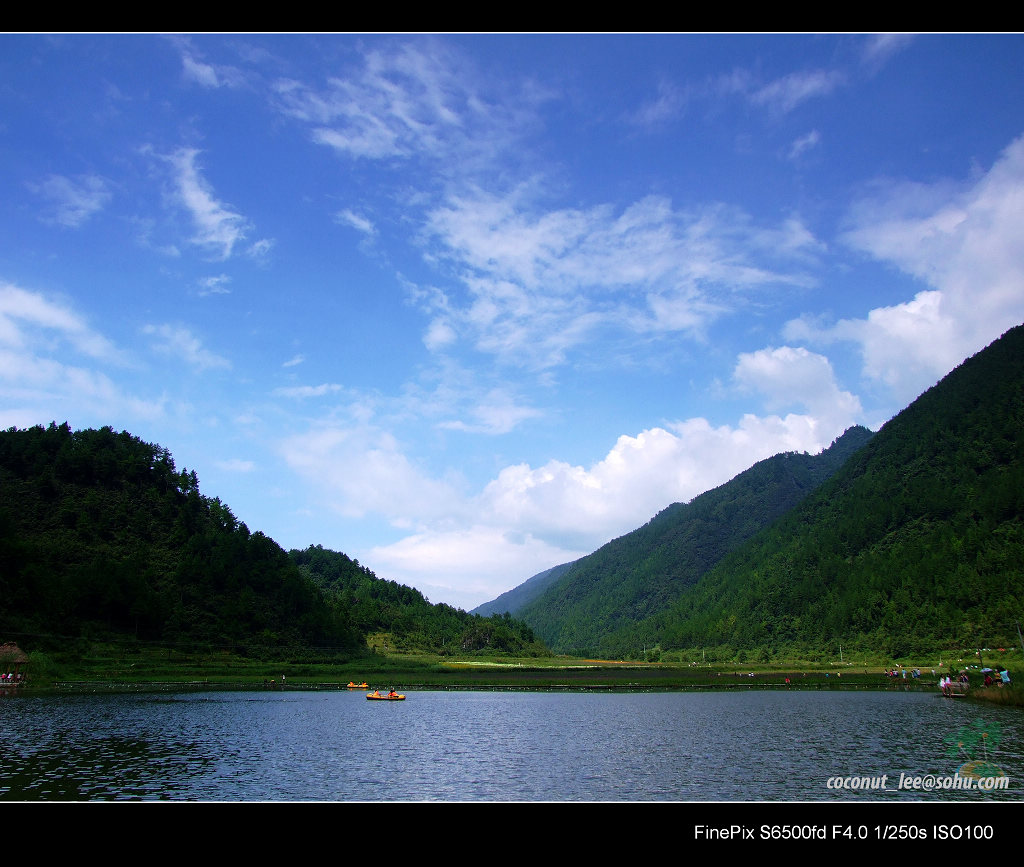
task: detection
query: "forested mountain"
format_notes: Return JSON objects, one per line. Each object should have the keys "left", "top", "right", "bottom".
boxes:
{"left": 511, "top": 426, "right": 875, "bottom": 655}
{"left": 291, "top": 545, "right": 548, "bottom": 655}
{"left": 0, "top": 424, "right": 359, "bottom": 653}
{"left": 470, "top": 560, "right": 576, "bottom": 617}
{"left": 637, "top": 323, "right": 1024, "bottom": 660}
{"left": 0, "top": 424, "right": 544, "bottom": 658}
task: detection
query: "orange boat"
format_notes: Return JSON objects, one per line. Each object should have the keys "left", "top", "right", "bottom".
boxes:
{"left": 366, "top": 690, "right": 406, "bottom": 701}
{"left": 346, "top": 681, "right": 370, "bottom": 689}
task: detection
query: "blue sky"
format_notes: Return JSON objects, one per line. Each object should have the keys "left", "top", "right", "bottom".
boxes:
{"left": 4, "top": 34, "right": 1024, "bottom": 610}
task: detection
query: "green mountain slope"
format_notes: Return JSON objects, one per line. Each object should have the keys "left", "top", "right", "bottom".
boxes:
{"left": 291, "top": 545, "right": 548, "bottom": 655}
{"left": 470, "top": 560, "right": 576, "bottom": 617}
{"left": 647, "top": 323, "right": 1024, "bottom": 659}
{"left": 515, "top": 426, "right": 875, "bottom": 654}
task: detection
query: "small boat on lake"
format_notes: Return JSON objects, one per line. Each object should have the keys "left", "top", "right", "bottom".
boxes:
{"left": 366, "top": 690, "right": 406, "bottom": 701}
{"left": 347, "top": 681, "right": 370, "bottom": 689}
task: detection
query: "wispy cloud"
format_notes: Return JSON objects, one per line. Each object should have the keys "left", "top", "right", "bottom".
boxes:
{"left": 0, "top": 284, "right": 159, "bottom": 428}
{"left": 165, "top": 148, "right": 256, "bottom": 260}
{"left": 172, "top": 36, "right": 246, "bottom": 89}
{"left": 861, "top": 34, "right": 914, "bottom": 70}
{"left": 418, "top": 189, "right": 820, "bottom": 368}
{"left": 628, "top": 80, "right": 687, "bottom": 128}
{"left": 272, "top": 383, "right": 343, "bottom": 399}
{"left": 143, "top": 323, "right": 231, "bottom": 371}
{"left": 789, "top": 129, "right": 821, "bottom": 160}
{"left": 30, "top": 174, "right": 111, "bottom": 228}
{"left": 751, "top": 69, "right": 844, "bottom": 114}
{"left": 335, "top": 208, "right": 376, "bottom": 236}
{"left": 0, "top": 283, "right": 122, "bottom": 361}
{"left": 215, "top": 458, "right": 255, "bottom": 472}
{"left": 198, "top": 274, "right": 232, "bottom": 296}
{"left": 272, "top": 40, "right": 538, "bottom": 178}
{"left": 436, "top": 388, "right": 543, "bottom": 435}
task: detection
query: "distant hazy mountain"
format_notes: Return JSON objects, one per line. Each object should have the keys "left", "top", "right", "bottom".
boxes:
{"left": 471, "top": 560, "right": 576, "bottom": 617}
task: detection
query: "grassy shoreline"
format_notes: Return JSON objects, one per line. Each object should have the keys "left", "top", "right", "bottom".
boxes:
{"left": 11, "top": 644, "right": 1016, "bottom": 697}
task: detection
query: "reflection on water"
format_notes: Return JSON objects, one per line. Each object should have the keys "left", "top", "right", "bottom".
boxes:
{"left": 1, "top": 690, "right": 1020, "bottom": 801}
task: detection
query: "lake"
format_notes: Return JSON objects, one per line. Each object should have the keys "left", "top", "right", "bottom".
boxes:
{"left": 1, "top": 689, "right": 1020, "bottom": 801}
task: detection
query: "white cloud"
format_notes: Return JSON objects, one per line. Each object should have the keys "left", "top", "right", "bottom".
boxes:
{"left": 336, "top": 209, "right": 376, "bottom": 236}
{"left": 419, "top": 189, "right": 819, "bottom": 367}
{"left": 274, "top": 42, "right": 486, "bottom": 162}
{"left": 0, "top": 283, "right": 122, "bottom": 361}
{"left": 752, "top": 69, "right": 844, "bottom": 114}
{"left": 733, "top": 345, "right": 862, "bottom": 432}
{"left": 30, "top": 174, "right": 111, "bottom": 228}
{"left": 0, "top": 284, "right": 160, "bottom": 427}
{"left": 165, "top": 148, "right": 253, "bottom": 260}
{"left": 216, "top": 458, "right": 255, "bottom": 472}
{"left": 143, "top": 323, "right": 231, "bottom": 371}
{"left": 793, "top": 133, "right": 1024, "bottom": 405}
{"left": 280, "top": 424, "right": 467, "bottom": 524}
{"left": 629, "top": 80, "right": 686, "bottom": 128}
{"left": 198, "top": 274, "right": 232, "bottom": 296}
{"left": 272, "top": 383, "right": 343, "bottom": 399}
{"left": 861, "top": 34, "right": 914, "bottom": 70}
{"left": 369, "top": 526, "right": 588, "bottom": 609}
{"left": 436, "top": 388, "right": 542, "bottom": 435}
{"left": 360, "top": 398, "right": 858, "bottom": 607}
{"left": 172, "top": 36, "right": 246, "bottom": 89}
{"left": 789, "top": 130, "right": 821, "bottom": 160}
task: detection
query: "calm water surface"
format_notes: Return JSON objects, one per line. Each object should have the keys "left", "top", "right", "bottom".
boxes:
{"left": 1, "top": 690, "right": 1021, "bottom": 801}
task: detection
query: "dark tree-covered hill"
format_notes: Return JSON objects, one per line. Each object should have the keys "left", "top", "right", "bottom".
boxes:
{"left": 291, "top": 545, "right": 548, "bottom": 655}
{"left": 0, "top": 423, "right": 359, "bottom": 653}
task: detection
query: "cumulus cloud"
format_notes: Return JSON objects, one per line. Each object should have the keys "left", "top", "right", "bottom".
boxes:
{"left": 360, "top": 400, "right": 858, "bottom": 607}
{"left": 368, "top": 526, "right": 588, "bottom": 608}
{"left": 30, "top": 174, "right": 111, "bottom": 228}
{"left": 791, "top": 133, "right": 1024, "bottom": 405}
{"left": 280, "top": 424, "right": 467, "bottom": 524}
{"left": 733, "top": 346, "right": 862, "bottom": 432}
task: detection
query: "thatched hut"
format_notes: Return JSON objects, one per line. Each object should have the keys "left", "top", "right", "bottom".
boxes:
{"left": 0, "top": 643, "right": 28, "bottom": 684}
